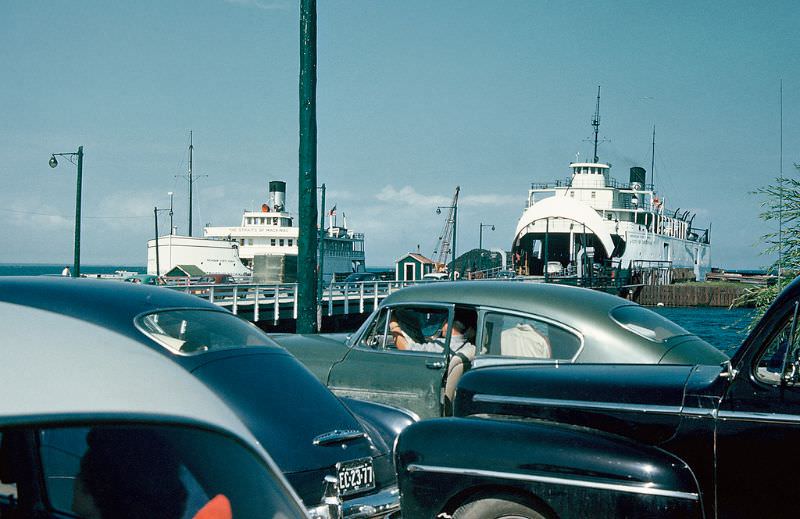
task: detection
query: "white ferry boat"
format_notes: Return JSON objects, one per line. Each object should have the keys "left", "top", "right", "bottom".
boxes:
{"left": 512, "top": 95, "right": 711, "bottom": 281}
{"left": 147, "top": 180, "right": 366, "bottom": 283}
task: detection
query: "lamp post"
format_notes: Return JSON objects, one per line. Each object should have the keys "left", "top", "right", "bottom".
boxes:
{"left": 479, "top": 222, "right": 495, "bottom": 250}
{"left": 436, "top": 203, "right": 458, "bottom": 280}
{"left": 153, "top": 205, "right": 170, "bottom": 277}
{"left": 49, "top": 146, "right": 84, "bottom": 278}
{"left": 168, "top": 192, "right": 174, "bottom": 235}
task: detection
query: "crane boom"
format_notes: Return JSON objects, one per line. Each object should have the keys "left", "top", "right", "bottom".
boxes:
{"left": 432, "top": 186, "right": 460, "bottom": 269}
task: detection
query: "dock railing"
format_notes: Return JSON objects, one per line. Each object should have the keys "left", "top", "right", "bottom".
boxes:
{"left": 164, "top": 279, "right": 434, "bottom": 323}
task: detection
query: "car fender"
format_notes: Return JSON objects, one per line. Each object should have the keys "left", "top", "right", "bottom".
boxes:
{"left": 395, "top": 418, "right": 702, "bottom": 519}
{"left": 341, "top": 397, "right": 419, "bottom": 452}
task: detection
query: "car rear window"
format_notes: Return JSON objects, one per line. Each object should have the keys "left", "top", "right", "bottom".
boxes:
{"left": 36, "top": 424, "right": 302, "bottom": 519}
{"left": 609, "top": 305, "right": 690, "bottom": 343}
{"left": 136, "top": 309, "right": 277, "bottom": 355}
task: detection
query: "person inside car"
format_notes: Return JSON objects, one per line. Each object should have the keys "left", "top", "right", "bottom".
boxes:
{"left": 72, "top": 427, "right": 188, "bottom": 519}
{"left": 389, "top": 309, "right": 477, "bottom": 413}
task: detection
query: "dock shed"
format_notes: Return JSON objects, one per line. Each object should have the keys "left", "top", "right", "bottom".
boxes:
{"left": 395, "top": 253, "right": 437, "bottom": 281}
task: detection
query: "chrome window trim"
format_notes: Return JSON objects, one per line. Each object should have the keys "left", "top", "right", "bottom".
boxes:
{"left": 717, "top": 411, "right": 800, "bottom": 424}
{"left": 473, "top": 394, "right": 683, "bottom": 415}
{"left": 475, "top": 305, "right": 585, "bottom": 362}
{"left": 406, "top": 464, "right": 699, "bottom": 501}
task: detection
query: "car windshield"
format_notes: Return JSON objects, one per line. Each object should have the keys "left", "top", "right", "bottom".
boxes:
{"left": 609, "top": 305, "right": 690, "bottom": 343}
{"left": 136, "top": 309, "right": 276, "bottom": 355}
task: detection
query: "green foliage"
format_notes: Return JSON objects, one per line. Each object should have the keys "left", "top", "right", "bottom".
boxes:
{"left": 733, "top": 165, "right": 800, "bottom": 327}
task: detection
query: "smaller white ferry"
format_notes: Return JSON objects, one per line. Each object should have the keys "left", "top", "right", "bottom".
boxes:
{"left": 147, "top": 180, "right": 366, "bottom": 283}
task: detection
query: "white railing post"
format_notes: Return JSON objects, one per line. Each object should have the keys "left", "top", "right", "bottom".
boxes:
{"left": 273, "top": 284, "right": 280, "bottom": 324}
{"left": 293, "top": 284, "right": 298, "bottom": 320}
{"left": 254, "top": 286, "right": 260, "bottom": 322}
{"left": 359, "top": 282, "right": 365, "bottom": 313}
{"left": 232, "top": 286, "right": 238, "bottom": 315}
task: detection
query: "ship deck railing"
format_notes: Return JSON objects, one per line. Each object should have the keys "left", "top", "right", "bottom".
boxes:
{"left": 530, "top": 179, "right": 656, "bottom": 192}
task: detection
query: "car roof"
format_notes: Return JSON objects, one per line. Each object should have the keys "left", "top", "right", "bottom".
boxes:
{"left": 0, "top": 276, "right": 235, "bottom": 340}
{"left": 382, "top": 281, "right": 637, "bottom": 329}
{"left": 1, "top": 301, "right": 256, "bottom": 440}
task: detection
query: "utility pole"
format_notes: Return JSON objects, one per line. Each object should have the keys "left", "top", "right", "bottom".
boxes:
{"left": 297, "top": 0, "right": 318, "bottom": 333}
{"left": 154, "top": 207, "right": 161, "bottom": 277}
{"left": 188, "top": 131, "right": 193, "bottom": 236}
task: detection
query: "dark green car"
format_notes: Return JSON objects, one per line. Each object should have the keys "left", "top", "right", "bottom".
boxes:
{"left": 276, "top": 281, "right": 726, "bottom": 419}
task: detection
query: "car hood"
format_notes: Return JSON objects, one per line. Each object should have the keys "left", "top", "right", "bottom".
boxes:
{"left": 455, "top": 363, "right": 724, "bottom": 445}
{"left": 190, "top": 351, "right": 386, "bottom": 474}
{"left": 271, "top": 333, "right": 351, "bottom": 383}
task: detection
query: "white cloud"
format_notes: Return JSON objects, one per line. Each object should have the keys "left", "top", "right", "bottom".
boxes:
{"left": 374, "top": 185, "right": 454, "bottom": 207}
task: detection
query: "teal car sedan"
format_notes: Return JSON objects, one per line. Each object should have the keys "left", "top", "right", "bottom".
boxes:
{"left": 275, "top": 281, "right": 726, "bottom": 419}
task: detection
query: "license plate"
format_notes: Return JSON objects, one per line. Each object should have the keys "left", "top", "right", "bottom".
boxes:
{"left": 336, "top": 457, "right": 375, "bottom": 496}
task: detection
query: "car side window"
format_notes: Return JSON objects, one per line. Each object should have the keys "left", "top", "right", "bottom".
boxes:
{"left": 358, "top": 307, "right": 391, "bottom": 349}
{"left": 359, "top": 306, "right": 450, "bottom": 351}
{"left": 482, "top": 312, "right": 581, "bottom": 361}
{"left": 755, "top": 301, "right": 800, "bottom": 385}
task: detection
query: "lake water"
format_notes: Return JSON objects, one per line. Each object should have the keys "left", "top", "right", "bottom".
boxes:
{"left": 1, "top": 264, "right": 754, "bottom": 354}
{"left": 654, "top": 306, "right": 754, "bottom": 357}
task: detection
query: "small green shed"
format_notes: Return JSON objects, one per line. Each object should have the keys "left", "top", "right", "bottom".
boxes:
{"left": 164, "top": 265, "right": 206, "bottom": 278}
{"left": 395, "top": 253, "right": 437, "bottom": 281}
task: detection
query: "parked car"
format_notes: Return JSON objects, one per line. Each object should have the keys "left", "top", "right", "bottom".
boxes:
{"left": 0, "top": 299, "right": 307, "bottom": 519}
{"left": 493, "top": 269, "right": 516, "bottom": 279}
{"left": 393, "top": 276, "right": 800, "bottom": 519}
{"left": 330, "top": 272, "right": 381, "bottom": 294}
{"left": 275, "top": 281, "right": 726, "bottom": 418}
{"left": 0, "top": 277, "right": 412, "bottom": 519}
{"left": 123, "top": 273, "right": 161, "bottom": 285}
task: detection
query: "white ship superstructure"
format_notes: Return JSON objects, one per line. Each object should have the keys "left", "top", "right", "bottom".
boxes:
{"left": 512, "top": 163, "right": 711, "bottom": 280}
{"left": 147, "top": 180, "right": 366, "bottom": 282}
{"left": 512, "top": 92, "right": 711, "bottom": 281}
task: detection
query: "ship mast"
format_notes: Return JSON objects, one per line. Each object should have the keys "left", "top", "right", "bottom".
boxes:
{"left": 188, "top": 131, "right": 194, "bottom": 237}
{"left": 650, "top": 125, "right": 656, "bottom": 192}
{"left": 592, "top": 86, "right": 601, "bottom": 163}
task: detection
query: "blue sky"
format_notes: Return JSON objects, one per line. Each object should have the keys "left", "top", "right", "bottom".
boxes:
{"left": 2, "top": 1, "right": 798, "bottom": 269}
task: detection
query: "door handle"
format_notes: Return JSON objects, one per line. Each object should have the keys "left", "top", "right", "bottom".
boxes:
{"left": 426, "top": 360, "right": 445, "bottom": 369}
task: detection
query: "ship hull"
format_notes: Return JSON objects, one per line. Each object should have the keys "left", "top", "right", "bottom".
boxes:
{"left": 146, "top": 235, "right": 252, "bottom": 276}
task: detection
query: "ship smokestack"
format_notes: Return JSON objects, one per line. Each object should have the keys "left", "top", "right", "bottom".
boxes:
{"left": 269, "top": 181, "right": 286, "bottom": 212}
{"left": 629, "top": 167, "right": 646, "bottom": 189}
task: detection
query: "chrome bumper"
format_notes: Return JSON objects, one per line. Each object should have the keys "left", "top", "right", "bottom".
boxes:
{"left": 308, "top": 484, "right": 401, "bottom": 519}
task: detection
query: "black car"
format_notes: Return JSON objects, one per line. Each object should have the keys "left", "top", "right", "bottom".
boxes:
{"left": 395, "top": 276, "right": 800, "bottom": 518}
{"left": 0, "top": 277, "right": 410, "bottom": 519}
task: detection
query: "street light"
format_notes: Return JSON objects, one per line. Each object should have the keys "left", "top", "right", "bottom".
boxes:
{"left": 436, "top": 203, "right": 458, "bottom": 280}
{"left": 479, "top": 222, "right": 495, "bottom": 250}
{"left": 168, "top": 192, "right": 174, "bottom": 234}
{"left": 49, "top": 146, "right": 84, "bottom": 278}
{"left": 153, "top": 205, "right": 171, "bottom": 277}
